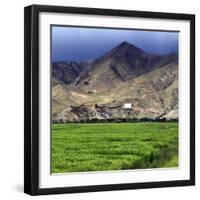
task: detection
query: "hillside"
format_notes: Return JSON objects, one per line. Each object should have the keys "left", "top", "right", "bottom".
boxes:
{"left": 52, "top": 41, "right": 178, "bottom": 122}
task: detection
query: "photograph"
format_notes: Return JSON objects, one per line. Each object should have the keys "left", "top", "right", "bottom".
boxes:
{"left": 51, "top": 26, "right": 179, "bottom": 174}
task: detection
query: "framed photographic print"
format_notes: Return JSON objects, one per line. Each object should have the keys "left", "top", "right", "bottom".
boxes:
{"left": 24, "top": 4, "right": 195, "bottom": 195}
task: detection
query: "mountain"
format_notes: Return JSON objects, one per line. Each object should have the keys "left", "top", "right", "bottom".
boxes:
{"left": 52, "top": 60, "right": 92, "bottom": 86}
{"left": 74, "top": 41, "right": 177, "bottom": 93}
{"left": 52, "top": 41, "right": 178, "bottom": 122}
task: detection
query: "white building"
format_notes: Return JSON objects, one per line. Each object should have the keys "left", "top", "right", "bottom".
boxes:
{"left": 123, "top": 103, "right": 133, "bottom": 109}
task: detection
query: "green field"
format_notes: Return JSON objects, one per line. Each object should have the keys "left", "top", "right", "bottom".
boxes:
{"left": 51, "top": 122, "right": 178, "bottom": 173}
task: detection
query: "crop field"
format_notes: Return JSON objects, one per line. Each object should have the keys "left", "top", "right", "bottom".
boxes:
{"left": 51, "top": 122, "right": 178, "bottom": 173}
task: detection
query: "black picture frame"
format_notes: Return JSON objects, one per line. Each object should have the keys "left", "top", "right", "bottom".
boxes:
{"left": 24, "top": 4, "right": 195, "bottom": 196}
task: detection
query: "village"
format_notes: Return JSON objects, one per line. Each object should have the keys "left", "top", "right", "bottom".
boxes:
{"left": 53, "top": 102, "right": 177, "bottom": 123}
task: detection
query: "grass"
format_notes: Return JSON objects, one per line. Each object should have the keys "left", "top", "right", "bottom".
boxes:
{"left": 51, "top": 122, "right": 178, "bottom": 173}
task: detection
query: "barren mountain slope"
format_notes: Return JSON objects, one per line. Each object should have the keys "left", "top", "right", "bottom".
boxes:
{"left": 52, "top": 41, "right": 178, "bottom": 121}
{"left": 74, "top": 42, "right": 177, "bottom": 93}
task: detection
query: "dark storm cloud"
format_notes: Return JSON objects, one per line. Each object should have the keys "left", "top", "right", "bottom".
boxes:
{"left": 52, "top": 26, "right": 178, "bottom": 62}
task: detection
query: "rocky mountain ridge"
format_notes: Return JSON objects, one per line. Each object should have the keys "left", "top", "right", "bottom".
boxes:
{"left": 52, "top": 41, "right": 178, "bottom": 122}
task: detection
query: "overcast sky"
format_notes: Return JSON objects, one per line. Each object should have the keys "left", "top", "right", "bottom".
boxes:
{"left": 51, "top": 26, "right": 178, "bottom": 62}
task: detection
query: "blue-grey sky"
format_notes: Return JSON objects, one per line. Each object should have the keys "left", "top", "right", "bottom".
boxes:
{"left": 52, "top": 26, "right": 178, "bottom": 62}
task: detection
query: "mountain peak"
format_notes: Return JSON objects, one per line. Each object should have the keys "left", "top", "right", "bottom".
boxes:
{"left": 93, "top": 41, "right": 147, "bottom": 66}
{"left": 118, "top": 41, "right": 131, "bottom": 46}
{"left": 109, "top": 41, "right": 146, "bottom": 58}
